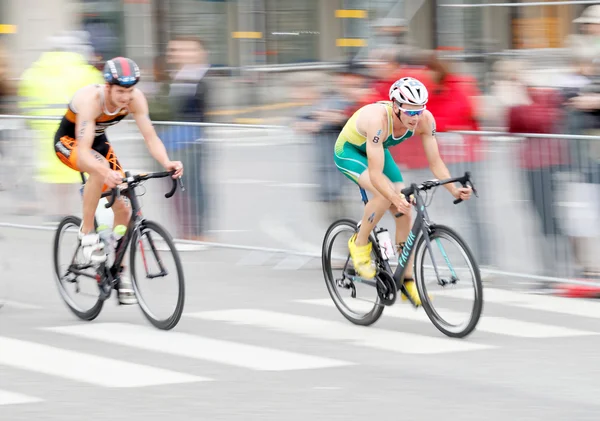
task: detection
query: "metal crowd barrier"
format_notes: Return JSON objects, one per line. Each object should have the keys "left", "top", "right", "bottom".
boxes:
{"left": 1, "top": 114, "right": 599, "bottom": 287}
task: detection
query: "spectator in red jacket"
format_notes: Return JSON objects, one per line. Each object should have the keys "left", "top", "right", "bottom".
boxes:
{"left": 391, "top": 51, "right": 492, "bottom": 267}
{"left": 508, "top": 74, "right": 571, "bottom": 281}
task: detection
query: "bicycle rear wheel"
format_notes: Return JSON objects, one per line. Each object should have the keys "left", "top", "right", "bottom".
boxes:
{"left": 130, "top": 220, "right": 185, "bottom": 330}
{"left": 413, "top": 224, "right": 483, "bottom": 338}
{"left": 322, "top": 218, "right": 384, "bottom": 326}
{"left": 53, "top": 215, "right": 104, "bottom": 321}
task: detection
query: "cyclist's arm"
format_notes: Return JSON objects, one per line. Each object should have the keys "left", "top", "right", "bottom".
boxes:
{"left": 418, "top": 111, "right": 459, "bottom": 196}
{"left": 75, "top": 98, "right": 106, "bottom": 176}
{"left": 364, "top": 110, "right": 397, "bottom": 202}
{"left": 130, "top": 89, "right": 171, "bottom": 168}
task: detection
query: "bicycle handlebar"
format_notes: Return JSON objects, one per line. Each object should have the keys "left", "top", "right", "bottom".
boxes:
{"left": 394, "top": 171, "right": 478, "bottom": 218}
{"left": 103, "top": 170, "right": 185, "bottom": 208}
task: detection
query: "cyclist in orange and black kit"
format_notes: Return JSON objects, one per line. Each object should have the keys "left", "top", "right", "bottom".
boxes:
{"left": 54, "top": 57, "right": 184, "bottom": 305}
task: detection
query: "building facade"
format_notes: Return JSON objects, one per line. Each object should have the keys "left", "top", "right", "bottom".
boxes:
{"left": 0, "top": 0, "right": 592, "bottom": 76}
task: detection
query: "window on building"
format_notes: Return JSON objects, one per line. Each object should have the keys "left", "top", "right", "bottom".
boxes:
{"left": 81, "top": 0, "right": 124, "bottom": 66}
{"left": 167, "top": 0, "right": 229, "bottom": 67}
{"left": 264, "top": 0, "right": 319, "bottom": 65}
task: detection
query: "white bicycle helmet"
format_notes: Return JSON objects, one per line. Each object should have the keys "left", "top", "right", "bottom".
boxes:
{"left": 389, "top": 77, "right": 428, "bottom": 106}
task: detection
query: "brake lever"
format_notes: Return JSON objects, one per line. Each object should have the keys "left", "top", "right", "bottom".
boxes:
{"left": 105, "top": 187, "right": 121, "bottom": 208}
{"left": 453, "top": 173, "right": 478, "bottom": 204}
{"left": 165, "top": 176, "right": 186, "bottom": 198}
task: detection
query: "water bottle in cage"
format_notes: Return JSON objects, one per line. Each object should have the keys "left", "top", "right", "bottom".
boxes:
{"left": 375, "top": 228, "right": 395, "bottom": 260}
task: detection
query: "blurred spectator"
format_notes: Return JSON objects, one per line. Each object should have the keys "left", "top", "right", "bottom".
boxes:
{"left": 0, "top": 38, "right": 14, "bottom": 192}
{"left": 158, "top": 36, "right": 211, "bottom": 242}
{"left": 557, "top": 42, "right": 600, "bottom": 280}
{"left": 147, "top": 56, "right": 173, "bottom": 122}
{"left": 17, "top": 32, "right": 103, "bottom": 222}
{"left": 567, "top": 4, "right": 600, "bottom": 59}
{"left": 391, "top": 51, "right": 491, "bottom": 267}
{"left": 507, "top": 70, "right": 572, "bottom": 280}
{"left": 358, "top": 45, "right": 433, "bottom": 109}
{"left": 481, "top": 59, "right": 532, "bottom": 131}
{"left": 291, "top": 63, "right": 370, "bottom": 222}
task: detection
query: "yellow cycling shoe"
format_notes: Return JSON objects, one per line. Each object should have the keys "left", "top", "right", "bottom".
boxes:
{"left": 348, "top": 233, "right": 376, "bottom": 279}
{"left": 401, "top": 279, "right": 422, "bottom": 306}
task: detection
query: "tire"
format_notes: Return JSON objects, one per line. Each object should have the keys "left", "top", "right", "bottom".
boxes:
{"left": 322, "top": 218, "right": 384, "bottom": 326}
{"left": 53, "top": 215, "right": 104, "bottom": 321}
{"left": 130, "top": 220, "right": 185, "bottom": 330}
{"left": 413, "top": 224, "right": 483, "bottom": 338}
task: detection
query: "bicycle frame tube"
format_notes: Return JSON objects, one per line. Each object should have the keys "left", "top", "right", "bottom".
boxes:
{"left": 392, "top": 189, "right": 428, "bottom": 284}
{"left": 109, "top": 186, "right": 142, "bottom": 275}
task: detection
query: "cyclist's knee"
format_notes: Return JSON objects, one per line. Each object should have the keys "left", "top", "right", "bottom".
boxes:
{"left": 391, "top": 204, "right": 411, "bottom": 218}
{"left": 369, "top": 191, "right": 391, "bottom": 208}
{"left": 112, "top": 196, "right": 131, "bottom": 217}
{"left": 85, "top": 172, "right": 105, "bottom": 188}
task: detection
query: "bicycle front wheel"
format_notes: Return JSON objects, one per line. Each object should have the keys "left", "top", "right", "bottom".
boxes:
{"left": 130, "top": 220, "right": 185, "bottom": 330}
{"left": 413, "top": 224, "right": 483, "bottom": 338}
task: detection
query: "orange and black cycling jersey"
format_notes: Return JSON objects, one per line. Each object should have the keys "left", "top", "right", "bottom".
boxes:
{"left": 53, "top": 86, "right": 127, "bottom": 187}
{"left": 56, "top": 87, "right": 130, "bottom": 150}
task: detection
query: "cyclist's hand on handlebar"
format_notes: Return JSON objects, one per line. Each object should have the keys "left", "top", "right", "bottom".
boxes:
{"left": 393, "top": 194, "right": 412, "bottom": 215}
{"left": 164, "top": 160, "right": 184, "bottom": 178}
{"left": 452, "top": 186, "right": 472, "bottom": 201}
{"left": 103, "top": 169, "right": 123, "bottom": 189}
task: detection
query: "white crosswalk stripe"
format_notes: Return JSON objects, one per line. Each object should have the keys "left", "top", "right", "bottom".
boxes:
{"left": 2, "top": 287, "right": 600, "bottom": 410}
{"left": 0, "top": 390, "right": 43, "bottom": 406}
{"left": 43, "top": 322, "right": 353, "bottom": 371}
{"left": 295, "top": 298, "right": 598, "bottom": 338}
{"left": 186, "top": 309, "right": 494, "bottom": 354}
{"left": 0, "top": 336, "right": 207, "bottom": 388}
{"left": 432, "top": 287, "right": 600, "bottom": 319}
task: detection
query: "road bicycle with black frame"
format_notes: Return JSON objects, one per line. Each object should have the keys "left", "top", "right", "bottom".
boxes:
{"left": 53, "top": 169, "right": 186, "bottom": 330}
{"left": 322, "top": 171, "right": 483, "bottom": 338}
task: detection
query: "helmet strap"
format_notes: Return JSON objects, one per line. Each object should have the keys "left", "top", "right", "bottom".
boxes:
{"left": 393, "top": 100, "right": 403, "bottom": 120}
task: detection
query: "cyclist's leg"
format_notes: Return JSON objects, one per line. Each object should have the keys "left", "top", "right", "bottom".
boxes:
{"left": 93, "top": 136, "right": 131, "bottom": 229}
{"left": 91, "top": 137, "right": 136, "bottom": 304}
{"left": 334, "top": 141, "right": 392, "bottom": 278}
{"left": 55, "top": 134, "right": 110, "bottom": 262}
{"left": 381, "top": 149, "right": 414, "bottom": 274}
{"left": 382, "top": 150, "right": 420, "bottom": 303}
{"left": 334, "top": 142, "right": 391, "bottom": 239}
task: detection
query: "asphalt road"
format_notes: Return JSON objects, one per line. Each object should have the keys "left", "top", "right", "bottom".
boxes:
{"left": 1, "top": 227, "right": 600, "bottom": 420}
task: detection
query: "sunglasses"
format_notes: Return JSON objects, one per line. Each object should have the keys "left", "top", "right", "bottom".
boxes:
{"left": 399, "top": 107, "right": 426, "bottom": 117}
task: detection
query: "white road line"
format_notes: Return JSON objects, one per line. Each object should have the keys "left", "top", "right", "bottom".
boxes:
{"left": 1, "top": 300, "right": 44, "bottom": 310}
{"left": 273, "top": 255, "right": 313, "bottom": 270}
{"left": 187, "top": 309, "right": 493, "bottom": 354}
{"left": 44, "top": 323, "right": 353, "bottom": 372}
{"left": 433, "top": 287, "right": 600, "bottom": 319}
{"left": 0, "top": 336, "right": 207, "bottom": 388}
{"left": 296, "top": 299, "right": 598, "bottom": 338}
{"left": 236, "top": 250, "right": 275, "bottom": 266}
{"left": 0, "top": 390, "right": 43, "bottom": 406}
